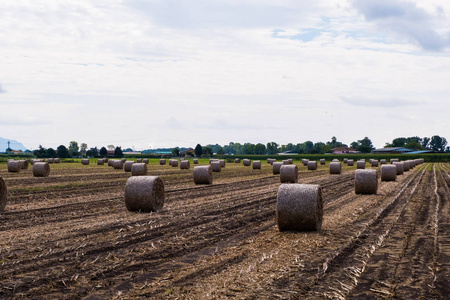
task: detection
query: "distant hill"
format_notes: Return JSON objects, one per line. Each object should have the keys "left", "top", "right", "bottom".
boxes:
{"left": 0, "top": 137, "right": 28, "bottom": 152}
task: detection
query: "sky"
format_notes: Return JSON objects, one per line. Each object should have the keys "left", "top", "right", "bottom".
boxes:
{"left": 0, "top": 0, "right": 449, "bottom": 151}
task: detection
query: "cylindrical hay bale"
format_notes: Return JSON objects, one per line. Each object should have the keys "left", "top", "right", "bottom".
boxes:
{"left": 276, "top": 184, "right": 323, "bottom": 231}
{"left": 0, "top": 177, "right": 7, "bottom": 213}
{"left": 235, "top": 158, "right": 241, "bottom": 163}
{"left": 113, "top": 160, "right": 123, "bottom": 170}
{"left": 104, "top": 158, "right": 108, "bottom": 163}
{"left": 393, "top": 162, "right": 404, "bottom": 175}
{"left": 357, "top": 161, "right": 365, "bottom": 169}
{"left": 390, "top": 158, "right": 399, "bottom": 164}
{"left": 180, "top": 158, "right": 185, "bottom": 161}
{"left": 288, "top": 158, "right": 293, "bottom": 164}
{"left": 124, "top": 176, "right": 164, "bottom": 212}
{"left": 124, "top": 161, "right": 135, "bottom": 172}
{"left": 131, "top": 163, "right": 147, "bottom": 176}
{"left": 359, "top": 159, "right": 366, "bottom": 163}
{"left": 332, "top": 159, "right": 340, "bottom": 162}
{"left": 136, "top": 158, "right": 142, "bottom": 163}
{"left": 7, "top": 161, "right": 21, "bottom": 173}
{"left": 33, "top": 162, "right": 50, "bottom": 177}
{"left": 408, "top": 160, "right": 415, "bottom": 168}
{"left": 47, "top": 158, "right": 54, "bottom": 164}
{"left": 343, "top": 158, "right": 348, "bottom": 163}
{"left": 193, "top": 165, "right": 213, "bottom": 184}
{"left": 307, "top": 161, "right": 317, "bottom": 170}
{"left": 160, "top": 159, "right": 166, "bottom": 165}
{"left": 193, "top": 158, "right": 199, "bottom": 164}
{"left": 273, "top": 162, "right": 283, "bottom": 175}
{"left": 320, "top": 159, "right": 325, "bottom": 165}
{"left": 143, "top": 158, "right": 149, "bottom": 164}
{"left": 243, "top": 159, "right": 251, "bottom": 166}
{"left": 403, "top": 160, "right": 410, "bottom": 171}
{"left": 329, "top": 162, "right": 341, "bottom": 174}
{"left": 108, "top": 159, "right": 113, "bottom": 166}
{"left": 171, "top": 160, "right": 179, "bottom": 167}
{"left": 355, "top": 169, "right": 378, "bottom": 194}
{"left": 371, "top": 160, "right": 379, "bottom": 167}
{"left": 121, "top": 158, "right": 126, "bottom": 163}
{"left": 219, "top": 160, "right": 225, "bottom": 168}
{"left": 30, "top": 159, "right": 35, "bottom": 165}
{"left": 280, "top": 165, "right": 298, "bottom": 183}
{"left": 97, "top": 159, "right": 105, "bottom": 165}
{"left": 380, "top": 159, "right": 386, "bottom": 165}
{"left": 180, "top": 160, "right": 190, "bottom": 169}
{"left": 302, "top": 159, "right": 309, "bottom": 166}
{"left": 81, "top": 159, "right": 89, "bottom": 165}
{"left": 211, "top": 161, "right": 221, "bottom": 172}
{"left": 209, "top": 159, "right": 215, "bottom": 164}
{"left": 253, "top": 160, "right": 261, "bottom": 169}
{"left": 282, "top": 160, "right": 289, "bottom": 165}
{"left": 18, "top": 160, "right": 28, "bottom": 169}
{"left": 381, "top": 165, "right": 397, "bottom": 181}
{"left": 347, "top": 159, "right": 354, "bottom": 166}
{"left": 54, "top": 158, "right": 60, "bottom": 163}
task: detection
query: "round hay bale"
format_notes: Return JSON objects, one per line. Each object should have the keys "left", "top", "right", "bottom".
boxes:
{"left": 343, "top": 158, "right": 348, "bottom": 163}
{"left": 104, "top": 158, "right": 108, "bottom": 163}
{"left": 30, "top": 159, "right": 35, "bottom": 165}
{"left": 180, "top": 160, "right": 190, "bottom": 169}
{"left": 108, "top": 159, "right": 113, "bottom": 166}
{"left": 320, "top": 159, "right": 325, "bottom": 165}
{"left": 171, "top": 160, "right": 179, "bottom": 167}
{"left": 7, "top": 161, "right": 21, "bottom": 173}
{"left": 243, "top": 159, "right": 251, "bottom": 166}
{"left": 81, "top": 159, "right": 89, "bottom": 165}
{"left": 393, "top": 162, "right": 404, "bottom": 175}
{"left": 272, "top": 162, "right": 283, "bottom": 175}
{"left": 54, "top": 158, "right": 60, "bottom": 163}
{"left": 47, "top": 158, "right": 54, "bottom": 164}
{"left": 280, "top": 165, "right": 298, "bottom": 183}
{"left": 193, "top": 158, "right": 199, "bottom": 164}
{"left": 219, "top": 160, "right": 225, "bottom": 168}
{"left": 252, "top": 160, "right": 261, "bottom": 169}
{"left": 282, "top": 160, "right": 289, "bottom": 165}
{"left": 287, "top": 158, "right": 293, "bottom": 164}
{"left": 0, "top": 177, "right": 7, "bottom": 213}
{"left": 193, "top": 165, "right": 213, "bottom": 184}
{"left": 18, "top": 160, "right": 28, "bottom": 170}
{"left": 124, "top": 161, "right": 135, "bottom": 172}
{"left": 357, "top": 161, "right": 365, "bottom": 169}
{"left": 329, "top": 162, "right": 341, "bottom": 174}
{"left": 380, "top": 159, "right": 386, "bottom": 165}
{"left": 359, "top": 159, "right": 366, "bottom": 163}
{"left": 211, "top": 161, "right": 221, "bottom": 172}
{"left": 160, "top": 159, "right": 166, "bottom": 165}
{"left": 124, "top": 176, "right": 164, "bottom": 212}
{"left": 302, "top": 159, "right": 309, "bottom": 166}
{"left": 403, "top": 160, "right": 411, "bottom": 171}
{"left": 143, "top": 158, "right": 149, "bottom": 164}
{"left": 131, "top": 163, "right": 147, "bottom": 176}
{"left": 136, "top": 158, "right": 142, "bottom": 163}
{"left": 307, "top": 161, "right": 317, "bottom": 170}
{"left": 113, "top": 160, "right": 123, "bottom": 170}
{"left": 276, "top": 184, "right": 323, "bottom": 231}
{"left": 121, "top": 158, "right": 126, "bottom": 163}
{"left": 180, "top": 158, "right": 185, "bottom": 161}
{"left": 355, "top": 169, "right": 378, "bottom": 194}
{"left": 33, "top": 162, "right": 50, "bottom": 177}
{"left": 390, "top": 158, "right": 399, "bottom": 164}
{"left": 371, "top": 160, "right": 379, "bottom": 167}
{"left": 97, "top": 159, "right": 105, "bottom": 165}
{"left": 381, "top": 165, "right": 397, "bottom": 181}
{"left": 235, "top": 158, "right": 241, "bottom": 163}
{"left": 333, "top": 158, "right": 340, "bottom": 162}
{"left": 347, "top": 159, "right": 354, "bottom": 166}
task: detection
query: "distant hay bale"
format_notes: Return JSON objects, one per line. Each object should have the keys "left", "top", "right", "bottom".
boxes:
{"left": 7, "top": 161, "right": 21, "bottom": 173}
{"left": 108, "top": 159, "right": 114, "bottom": 166}
{"left": 390, "top": 158, "right": 399, "bottom": 164}
{"left": 160, "top": 159, "right": 166, "bottom": 165}
{"left": 180, "top": 158, "right": 185, "bottom": 161}
{"left": 193, "top": 158, "right": 199, "bottom": 164}
{"left": 124, "top": 161, "right": 135, "bottom": 172}
{"left": 235, "top": 158, "right": 241, "bottom": 163}
{"left": 320, "top": 159, "right": 325, "bottom": 165}
{"left": 380, "top": 159, "right": 386, "bottom": 165}
{"left": 124, "top": 176, "right": 164, "bottom": 212}
{"left": 180, "top": 160, "right": 190, "bottom": 169}
{"left": 211, "top": 161, "right": 221, "bottom": 172}
{"left": 131, "top": 163, "right": 147, "bottom": 176}
{"left": 307, "top": 161, "right": 317, "bottom": 170}
{"left": 243, "top": 159, "right": 251, "bottom": 166}
{"left": 355, "top": 169, "right": 378, "bottom": 194}
{"left": 113, "top": 160, "right": 123, "bottom": 170}
{"left": 33, "top": 162, "right": 50, "bottom": 177}
{"left": 267, "top": 158, "right": 275, "bottom": 164}
{"left": 288, "top": 158, "right": 293, "bottom": 164}
{"left": 408, "top": 160, "right": 415, "bottom": 168}
{"left": 273, "top": 162, "right": 283, "bottom": 175}
{"left": 193, "top": 165, "right": 213, "bottom": 184}
{"left": 219, "top": 160, "right": 225, "bottom": 168}
{"left": 332, "top": 159, "right": 340, "bottom": 162}
{"left": 282, "top": 160, "right": 289, "bottom": 165}
{"left": 280, "top": 165, "right": 298, "bottom": 183}
{"left": 0, "top": 177, "right": 7, "bottom": 213}
{"left": 371, "top": 160, "right": 379, "bottom": 167}
{"left": 403, "top": 160, "right": 411, "bottom": 171}
{"left": 143, "top": 158, "right": 149, "bottom": 164}
{"left": 209, "top": 159, "right": 216, "bottom": 164}
{"left": 276, "top": 184, "right": 323, "bottom": 231}
{"left": 329, "top": 162, "right": 341, "bottom": 174}
{"left": 171, "top": 160, "right": 179, "bottom": 167}
{"left": 54, "top": 158, "right": 60, "bottom": 163}
{"left": 343, "top": 158, "right": 348, "bottom": 163}
{"left": 357, "top": 161, "right": 365, "bottom": 169}
{"left": 359, "top": 159, "right": 366, "bottom": 163}
{"left": 252, "top": 160, "right": 261, "bottom": 169}
{"left": 393, "top": 162, "right": 404, "bottom": 175}
{"left": 136, "top": 158, "right": 142, "bottom": 163}
{"left": 97, "top": 159, "right": 105, "bottom": 165}
{"left": 302, "top": 159, "right": 309, "bottom": 166}
{"left": 81, "top": 159, "right": 89, "bottom": 165}
{"left": 18, "top": 160, "right": 28, "bottom": 170}
{"left": 47, "top": 158, "right": 54, "bottom": 164}
{"left": 381, "top": 165, "right": 397, "bottom": 181}
{"left": 347, "top": 159, "right": 354, "bottom": 166}
{"left": 121, "top": 158, "right": 126, "bottom": 163}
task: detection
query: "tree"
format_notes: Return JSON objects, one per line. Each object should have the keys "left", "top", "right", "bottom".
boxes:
{"left": 107, "top": 145, "right": 115, "bottom": 151}
{"left": 87, "top": 147, "right": 99, "bottom": 158}
{"left": 243, "top": 143, "right": 255, "bottom": 154}
{"left": 80, "top": 143, "right": 88, "bottom": 156}
{"left": 114, "top": 146, "right": 123, "bottom": 158}
{"left": 430, "top": 135, "right": 448, "bottom": 152}
{"left": 217, "top": 147, "right": 225, "bottom": 156}
{"left": 356, "top": 137, "right": 374, "bottom": 153}
{"left": 254, "top": 143, "right": 266, "bottom": 155}
{"left": 57, "top": 145, "right": 69, "bottom": 158}
{"left": 194, "top": 144, "right": 203, "bottom": 157}
{"left": 68, "top": 141, "right": 79, "bottom": 157}
{"left": 99, "top": 147, "right": 107, "bottom": 157}
{"left": 47, "top": 148, "right": 57, "bottom": 158}
{"left": 202, "top": 146, "right": 212, "bottom": 157}
{"left": 171, "top": 147, "right": 180, "bottom": 157}
{"left": 422, "top": 137, "right": 430, "bottom": 149}
{"left": 350, "top": 141, "right": 359, "bottom": 149}
{"left": 266, "top": 142, "right": 278, "bottom": 155}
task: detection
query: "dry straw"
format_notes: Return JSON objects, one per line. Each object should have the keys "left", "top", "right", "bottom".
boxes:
{"left": 302, "top": 159, "right": 309, "bottom": 166}
{"left": 357, "top": 161, "right": 365, "bottom": 169}
{"left": 54, "top": 158, "right": 60, "bottom": 163}
{"left": 124, "top": 176, "right": 164, "bottom": 212}
{"left": 220, "top": 160, "right": 225, "bottom": 168}
{"left": 143, "top": 158, "right": 149, "bottom": 164}
{"left": 280, "top": 165, "right": 298, "bottom": 183}
{"left": 171, "top": 160, "right": 179, "bottom": 167}
{"left": 272, "top": 162, "right": 283, "bottom": 175}
{"left": 381, "top": 165, "right": 397, "bottom": 181}
{"left": 18, "top": 160, "right": 28, "bottom": 169}
{"left": 108, "top": 160, "right": 113, "bottom": 166}
{"left": 347, "top": 159, "right": 354, "bottom": 166}
{"left": 276, "top": 184, "right": 323, "bottom": 231}
{"left": 7, "top": 161, "right": 21, "bottom": 173}
{"left": 329, "top": 162, "right": 341, "bottom": 174}
{"left": 33, "top": 162, "right": 50, "bottom": 177}
{"left": 0, "top": 177, "right": 7, "bottom": 213}
{"left": 160, "top": 159, "right": 166, "bottom": 165}
{"left": 124, "top": 161, "right": 135, "bottom": 172}
{"left": 211, "top": 161, "right": 221, "bottom": 172}
{"left": 371, "top": 160, "right": 379, "bottom": 167}
{"left": 97, "top": 159, "right": 105, "bottom": 165}
{"left": 47, "top": 158, "right": 54, "bottom": 164}
{"left": 307, "top": 161, "right": 317, "bottom": 170}
{"left": 253, "top": 160, "right": 261, "bottom": 169}
{"left": 393, "top": 162, "right": 404, "bottom": 175}
{"left": 243, "top": 159, "right": 251, "bottom": 166}
{"left": 136, "top": 158, "right": 142, "bottom": 163}
{"left": 320, "top": 159, "right": 325, "bottom": 165}
{"left": 113, "top": 160, "right": 123, "bottom": 170}
{"left": 235, "top": 158, "right": 241, "bottom": 163}
{"left": 390, "top": 158, "right": 399, "bottom": 164}
{"left": 131, "top": 163, "right": 147, "bottom": 176}
{"left": 193, "top": 165, "right": 213, "bottom": 184}
{"left": 343, "top": 158, "right": 348, "bottom": 163}
{"left": 180, "top": 160, "right": 190, "bottom": 169}
{"left": 380, "top": 159, "right": 386, "bottom": 165}
{"left": 282, "top": 160, "right": 289, "bottom": 165}
{"left": 193, "top": 158, "right": 199, "bottom": 164}
{"left": 81, "top": 159, "right": 89, "bottom": 165}
{"left": 287, "top": 158, "right": 293, "bottom": 164}
{"left": 403, "top": 160, "right": 410, "bottom": 171}
{"left": 355, "top": 169, "right": 378, "bottom": 194}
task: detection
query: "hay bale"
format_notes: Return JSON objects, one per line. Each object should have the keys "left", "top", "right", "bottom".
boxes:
{"left": 371, "top": 160, "right": 379, "bottom": 167}
{"left": 219, "top": 160, "right": 225, "bottom": 168}
{"left": 252, "top": 160, "right": 261, "bottom": 169}
{"left": 280, "top": 165, "right": 298, "bottom": 183}
{"left": 47, "top": 158, "right": 54, "bottom": 164}
{"left": 282, "top": 160, "right": 289, "bottom": 165}
{"left": 108, "top": 159, "right": 113, "bottom": 166}
{"left": 357, "top": 161, "right": 365, "bottom": 169}
{"left": 54, "top": 158, "right": 60, "bottom": 163}
{"left": 390, "top": 158, "right": 399, "bottom": 164}
{"left": 143, "top": 158, "right": 149, "bottom": 164}
{"left": 320, "top": 159, "right": 325, "bottom": 165}
{"left": 403, "top": 160, "right": 410, "bottom": 171}
{"left": 124, "top": 161, "right": 135, "bottom": 172}
{"left": 329, "top": 162, "right": 341, "bottom": 174}
{"left": 393, "top": 162, "right": 404, "bottom": 175}
{"left": 160, "top": 159, "right": 166, "bottom": 165}
{"left": 307, "top": 161, "right": 317, "bottom": 170}
{"left": 359, "top": 159, "right": 366, "bottom": 163}
{"left": 381, "top": 165, "right": 397, "bottom": 181}
{"left": 131, "top": 163, "right": 147, "bottom": 176}
{"left": 124, "top": 176, "right": 164, "bottom": 212}
{"left": 343, "top": 158, "right": 348, "bottom": 163}
{"left": 97, "top": 159, "right": 104, "bottom": 165}
{"left": 243, "top": 159, "right": 251, "bottom": 166}
{"left": 81, "top": 159, "right": 89, "bottom": 165}
{"left": 193, "top": 165, "right": 213, "bottom": 184}
{"left": 380, "top": 159, "right": 386, "bottom": 165}
{"left": 235, "top": 158, "right": 241, "bottom": 163}
{"left": 136, "top": 158, "right": 142, "bottom": 163}
{"left": 7, "top": 161, "right": 21, "bottom": 173}
{"left": 171, "top": 160, "right": 179, "bottom": 167}
{"left": 347, "top": 159, "right": 354, "bottom": 166}
{"left": 180, "top": 160, "right": 190, "bottom": 169}
{"left": 18, "top": 160, "right": 28, "bottom": 170}
{"left": 193, "top": 158, "right": 199, "bottom": 164}
{"left": 113, "top": 160, "right": 123, "bottom": 170}
{"left": 302, "top": 159, "right": 309, "bottom": 166}
{"left": 276, "top": 184, "right": 323, "bottom": 231}
{"left": 211, "top": 161, "right": 221, "bottom": 172}
{"left": 0, "top": 177, "right": 7, "bottom": 213}
{"left": 180, "top": 158, "right": 185, "bottom": 161}
{"left": 273, "top": 162, "right": 283, "bottom": 175}
{"left": 121, "top": 158, "right": 126, "bottom": 163}
{"left": 287, "top": 158, "right": 293, "bottom": 164}
{"left": 33, "top": 162, "right": 50, "bottom": 177}
{"left": 355, "top": 169, "right": 378, "bottom": 194}
{"left": 332, "top": 159, "right": 340, "bottom": 162}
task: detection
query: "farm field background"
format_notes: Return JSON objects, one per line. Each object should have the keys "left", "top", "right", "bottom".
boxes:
{"left": 0, "top": 159, "right": 449, "bottom": 299}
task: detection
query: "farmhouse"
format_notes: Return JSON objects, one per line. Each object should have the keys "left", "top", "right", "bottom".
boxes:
{"left": 331, "top": 146, "right": 358, "bottom": 154}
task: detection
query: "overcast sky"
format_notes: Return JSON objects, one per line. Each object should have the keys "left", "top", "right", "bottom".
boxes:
{"left": 1, "top": 0, "right": 449, "bottom": 150}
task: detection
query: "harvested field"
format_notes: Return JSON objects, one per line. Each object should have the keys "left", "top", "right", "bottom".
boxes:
{"left": 0, "top": 160, "right": 448, "bottom": 299}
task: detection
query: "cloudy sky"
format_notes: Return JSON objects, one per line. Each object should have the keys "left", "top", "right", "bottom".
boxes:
{"left": 1, "top": 0, "right": 449, "bottom": 151}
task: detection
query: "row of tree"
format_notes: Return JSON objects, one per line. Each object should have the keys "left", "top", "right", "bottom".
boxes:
{"left": 385, "top": 135, "right": 448, "bottom": 152}
{"left": 32, "top": 141, "right": 124, "bottom": 158}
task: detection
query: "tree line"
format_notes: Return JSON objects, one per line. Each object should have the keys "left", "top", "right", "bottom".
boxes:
{"left": 32, "top": 141, "right": 124, "bottom": 158}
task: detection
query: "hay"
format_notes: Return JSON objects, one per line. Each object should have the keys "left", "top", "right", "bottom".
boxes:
{"left": 282, "top": 160, "right": 289, "bottom": 165}
{"left": 18, "top": 160, "right": 28, "bottom": 170}
{"left": 329, "top": 162, "right": 341, "bottom": 174}
{"left": 380, "top": 159, "right": 386, "bottom": 165}
{"left": 219, "top": 160, "right": 225, "bottom": 168}
{"left": 235, "top": 158, "right": 241, "bottom": 163}
{"left": 371, "top": 160, "right": 379, "bottom": 167}
{"left": 121, "top": 158, "right": 126, "bottom": 163}
{"left": 276, "top": 184, "right": 323, "bottom": 231}
{"left": 243, "top": 159, "right": 251, "bottom": 166}
{"left": 143, "top": 159, "right": 149, "bottom": 164}
{"left": 302, "top": 159, "right": 309, "bottom": 166}
{"left": 381, "top": 165, "right": 397, "bottom": 181}
{"left": 333, "top": 159, "right": 340, "bottom": 162}
{"left": 113, "top": 160, "right": 123, "bottom": 170}
{"left": 403, "top": 160, "right": 411, "bottom": 171}
{"left": 347, "top": 159, "right": 354, "bottom": 166}
{"left": 124, "top": 176, "right": 164, "bottom": 212}
{"left": 320, "top": 159, "right": 325, "bottom": 165}
{"left": 343, "top": 158, "right": 348, "bottom": 163}
{"left": 193, "top": 158, "right": 199, "bottom": 164}
{"left": 54, "top": 158, "right": 60, "bottom": 163}
{"left": 0, "top": 177, "right": 7, "bottom": 213}
{"left": 47, "top": 158, "right": 54, "bottom": 164}
{"left": 356, "top": 161, "right": 365, "bottom": 169}
{"left": 211, "top": 161, "right": 221, "bottom": 172}
{"left": 180, "top": 160, "right": 190, "bottom": 169}
{"left": 307, "top": 161, "right": 317, "bottom": 170}
{"left": 97, "top": 159, "right": 105, "bottom": 165}
{"left": 108, "top": 160, "right": 113, "bottom": 166}
{"left": 131, "top": 163, "right": 147, "bottom": 176}
{"left": 81, "top": 159, "right": 89, "bottom": 165}
{"left": 136, "top": 158, "right": 142, "bottom": 163}
{"left": 160, "top": 159, "right": 166, "bottom": 165}
{"left": 272, "top": 162, "right": 283, "bottom": 175}
{"left": 104, "top": 158, "right": 108, "bottom": 163}
{"left": 33, "top": 162, "right": 50, "bottom": 177}
{"left": 288, "top": 158, "right": 293, "bottom": 164}
{"left": 252, "top": 160, "right": 261, "bottom": 169}
{"left": 171, "top": 160, "right": 179, "bottom": 167}
{"left": 180, "top": 158, "right": 185, "bottom": 161}
{"left": 280, "top": 165, "right": 298, "bottom": 183}
{"left": 390, "top": 158, "right": 399, "bottom": 164}
{"left": 393, "top": 162, "right": 404, "bottom": 175}
{"left": 355, "top": 169, "right": 378, "bottom": 194}
{"left": 124, "top": 161, "right": 135, "bottom": 172}
{"left": 7, "top": 161, "right": 21, "bottom": 173}
{"left": 193, "top": 165, "right": 213, "bottom": 184}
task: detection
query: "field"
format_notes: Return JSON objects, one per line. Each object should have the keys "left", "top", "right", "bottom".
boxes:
{"left": 0, "top": 159, "right": 449, "bottom": 299}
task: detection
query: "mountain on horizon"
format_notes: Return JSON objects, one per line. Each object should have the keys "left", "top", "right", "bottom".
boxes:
{"left": 0, "top": 137, "right": 28, "bottom": 152}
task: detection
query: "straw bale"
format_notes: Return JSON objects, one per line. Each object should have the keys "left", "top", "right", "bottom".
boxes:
{"left": 355, "top": 169, "right": 378, "bottom": 194}
{"left": 104, "top": 158, "right": 108, "bottom": 163}
{"left": 307, "top": 161, "right": 317, "bottom": 170}
{"left": 211, "top": 161, "right": 221, "bottom": 172}
{"left": 343, "top": 158, "right": 348, "bottom": 163}
{"left": 320, "top": 159, "right": 325, "bottom": 165}
{"left": 380, "top": 159, "right": 386, "bottom": 165}
{"left": 302, "top": 159, "right": 309, "bottom": 166}
{"left": 47, "top": 158, "right": 54, "bottom": 164}
{"left": 108, "top": 159, "right": 113, "bottom": 166}
{"left": 282, "top": 160, "right": 289, "bottom": 165}
{"left": 136, "top": 158, "right": 142, "bottom": 163}
{"left": 193, "top": 158, "right": 199, "bottom": 164}
{"left": 131, "top": 163, "right": 147, "bottom": 176}
{"left": 347, "top": 159, "right": 354, "bottom": 166}
{"left": 180, "top": 160, "right": 190, "bottom": 169}
{"left": 393, "top": 162, "right": 404, "bottom": 175}
{"left": 81, "top": 159, "right": 89, "bottom": 165}
{"left": 235, "top": 158, "right": 241, "bottom": 163}
{"left": 287, "top": 158, "right": 293, "bottom": 164}
{"left": 7, "top": 161, "right": 21, "bottom": 173}
{"left": 390, "top": 158, "right": 399, "bottom": 164}
{"left": 280, "top": 165, "right": 298, "bottom": 183}
{"left": 329, "top": 162, "right": 341, "bottom": 174}
{"left": 124, "top": 161, "right": 135, "bottom": 172}
{"left": 124, "top": 176, "right": 164, "bottom": 212}
{"left": 0, "top": 177, "right": 7, "bottom": 213}
{"left": 121, "top": 158, "right": 126, "bottom": 163}
{"left": 18, "top": 160, "right": 28, "bottom": 169}
{"left": 54, "top": 158, "right": 60, "bottom": 163}
{"left": 219, "top": 160, "right": 225, "bottom": 168}
{"left": 97, "top": 158, "right": 105, "bottom": 165}
{"left": 243, "top": 159, "right": 251, "bottom": 166}
{"left": 171, "top": 160, "right": 179, "bottom": 167}
{"left": 33, "top": 162, "right": 50, "bottom": 177}
{"left": 113, "top": 160, "right": 123, "bottom": 170}
{"left": 160, "top": 159, "right": 166, "bottom": 165}
{"left": 357, "top": 161, "right": 365, "bottom": 169}
{"left": 193, "top": 165, "right": 213, "bottom": 184}
{"left": 381, "top": 165, "right": 397, "bottom": 181}
{"left": 403, "top": 160, "right": 410, "bottom": 171}
{"left": 276, "top": 184, "right": 323, "bottom": 231}
{"left": 143, "top": 159, "right": 149, "bottom": 164}
{"left": 333, "top": 159, "right": 340, "bottom": 162}
{"left": 371, "top": 160, "right": 379, "bottom": 167}
{"left": 252, "top": 160, "right": 261, "bottom": 169}
{"left": 272, "top": 162, "right": 283, "bottom": 175}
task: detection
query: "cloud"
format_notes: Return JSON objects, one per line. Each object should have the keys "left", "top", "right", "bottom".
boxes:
{"left": 350, "top": 0, "right": 450, "bottom": 51}
{"left": 341, "top": 96, "right": 418, "bottom": 107}
{"left": 0, "top": 83, "right": 5, "bottom": 93}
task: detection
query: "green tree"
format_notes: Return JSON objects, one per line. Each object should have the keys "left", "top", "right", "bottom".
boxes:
{"left": 114, "top": 146, "right": 123, "bottom": 158}
{"left": 87, "top": 147, "right": 99, "bottom": 158}
{"left": 217, "top": 147, "right": 225, "bottom": 156}
{"left": 350, "top": 141, "right": 359, "bottom": 149}
{"left": 194, "top": 144, "right": 203, "bottom": 157}
{"left": 202, "top": 146, "right": 212, "bottom": 157}
{"left": 171, "top": 147, "right": 180, "bottom": 157}
{"left": 99, "top": 147, "right": 107, "bottom": 157}
{"left": 47, "top": 148, "right": 57, "bottom": 158}
{"left": 266, "top": 142, "right": 278, "bottom": 155}
{"left": 254, "top": 143, "right": 266, "bottom": 155}
{"left": 243, "top": 143, "right": 255, "bottom": 154}
{"left": 430, "top": 135, "right": 448, "bottom": 152}
{"left": 68, "top": 141, "right": 79, "bottom": 157}
{"left": 57, "top": 145, "right": 69, "bottom": 158}
{"left": 422, "top": 137, "right": 430, "bottom": 149}
{"left": 80, "top": 143, "right": 88, "bottom": 156}
{"left": 356, "top": 137, "right": 374, "bottom": 153}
